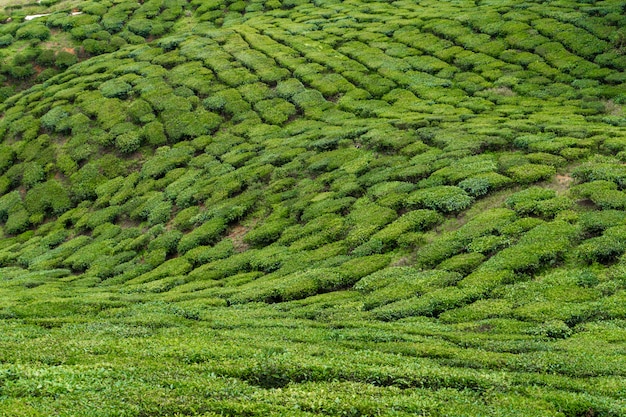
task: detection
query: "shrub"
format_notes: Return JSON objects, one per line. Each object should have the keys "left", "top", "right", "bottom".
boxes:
{"left": 177, "top": 217, "right": 227, "bottom": 254}
{"left": 577, "top": 225, "right": 626, "bottom": 264}
{"left": 436, "top": 252, "right": 486, "bottom": 275}
{"left": 100, "top": 79, "right": 133, "bottom": 99}
{"left": 573, "top": 160, "right": 626, "bottom": 188}
{"left": 254, "top": 98, "right": 297, "bottom": 125}
{"left": 40, "top": 106, "right": 70, "bottom": 132}
{"left": 162, "top": 109, "right": 222, "bottom": 142}
{"left": 372, "top": 287, "right": 481, "bottom": 321}
{"left": 185, "top": 239, "right": 235, "bottom": 266}
{"left": 457, "top": 270, "right": 516, "bottom": 293}
{"left": 148, "top": 230, "right": 183, "bottom": 255}
{"left": 578, "top": 210, "right": 625, "bottom": 235}
{"left": 505, "top": 187, "right": 555, "bottom": 214}
{"left": 70, "top": 163, "right": 106, "bottom": 202}
{"left": 142, "top": 121, "right": 167, "bottom": 146}
{"left": 114, "top": 130, "right": 142, "bottom": 154}
{"left": 75, "top": 206, "right": 121, "bottom": 231}
{"left": 408, "top": 186, "right": 474, "bottom": 213}
{"left": 141, "top": 146, "right": 193, "bottom": 178}
{"left": 244, "top": 219, "right": 293, "bottom": 247}
{"left": 0, "top": 146, "right": 15, "bottom": 176}
{"left": 482, "top": 221, "right": 579, "bottom": 274}
{"left": 55, "top": 51, "right": 78, "bottom": 69}
{"left": 0, "top": 34, "right": 13, "bottom": 47}
{"left": 4, "top": 209, "right": 30, "bottom": 235}
{"left": 507, "top": 163, "right": 555, "bottom": 184}
{"left": 372, "top": 209, "right": 443, "bottom": 245}
{"left": 24, "top": 181, "right": 71, "bottom": 217}
{"left": 127, "top": 99, "right": 155, "bottom": 123}
{"left": 458, "top": 172, "right": 512, "bottom": 197}
{"left": 21, "top": 162, "right": 44, "bottom": 189}
{"left": 15, "top": 23, "right": 50, "bottom": 41}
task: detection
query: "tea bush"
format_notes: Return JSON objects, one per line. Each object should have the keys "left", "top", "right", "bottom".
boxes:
{"left": 408, "top": 186, "right": 473, "bottom": 213}
{"left": 507, "top": 163, "right": 555, "bottom": 184}
{"left": 177, "top": 216, "right": 228, "bottom": 254}
{"left": 0, "top": 1, "right": 625, "bottom": 414}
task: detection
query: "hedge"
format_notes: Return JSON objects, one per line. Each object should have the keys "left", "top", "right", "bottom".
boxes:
{"left": 506, "top": 163, "right": 555, "bottom": 184}
{"left": 408, "top": 186, "right": 474, "bottom": 213}
{"left": 177, "top": 216, "right": 228, "bottom": 254}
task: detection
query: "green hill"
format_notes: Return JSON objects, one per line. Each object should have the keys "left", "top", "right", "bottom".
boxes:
{"left": 0, "top": 0, "right": 626, "bottom": 415}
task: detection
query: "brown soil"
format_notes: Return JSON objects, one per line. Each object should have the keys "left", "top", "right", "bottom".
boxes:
{"left": 226, "top": 224, "right": 250, "bottom": 252}
{"left": 555, "top": 174, "right": 573, "bottom": 187}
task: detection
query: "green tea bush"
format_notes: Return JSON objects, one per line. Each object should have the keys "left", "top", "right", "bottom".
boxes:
{"left": 148, "top": 230, "right": 183, "bottom": 255}
{"left": 573, "top": 161, "right": 626, "bottom": 188}
{"left": 436, "top": 252, "right": 486, "bottom": 276}
{"left": 457, "top": 269, "right": 516, "bottom": 293}
{"left": 185, "top": 239, "right": 235, "bottom": 266}
{"left": 115, "top": 130, "right": 142, "bottom": 154}
{"left": 577, "top": 225, "right": 626, "bottom": 264}
{"left": 482, "top": 221, "right": 580, "bottom": 274}
{"left": 458, "top": 172, "right": 512, "bottom": 197}
{"left": 63, "top": 240, "right": 113, "bottom": 272}
{"left": 279, "top": 214, "right": 346, "bottom": 246}
{"left": 372, "top": 287, "right": 481, "bottom": 320}
{"left": 75, "top": 206, "right": 121, "bottom": 231}
{"left": 0, "top": 146, "right": 15, "bottom": 176}
{"left": 142, "top": 146, "right": 193, "bottom": 178}
{"left": 301, "top": 197, "right": 355, "bottom": 222}
{"left": 15, "top": 23, "right": 50, "bottom": 41}
{"left": 100, "top": 79, "right": 133, "bottom": 99}
{"left": 571, "top": 180, "right": 626, "bottom": 209}
{"left": 24, "top": 181, "right": 71, "bottom": 217}
{"left": 40, "top": 106, "right": 70, "bottom": 132}
{"left": 254, "top": 98, "right": 297, "bottom": 125}
{"left": 244, "top": 219, "right": 294, "bottom": 247}
{"left": 507, "top": 163, "right": 556, "bottom": 184}
{"left": 505, "top": 187, "right": 555, "bottom": 214}
{"left": 578, "top": 210, "right": 625, "bottom": 236}
{"left": 0, "top": 34, "right": 13, "bottom": 47}
{"left": 372, "top": 209, "right": 442, "bottom": 246}
{"left": 439, "top": 298, "right": 513, "bottom": 323}
{"left": 162, "top": 109, "right": 222, "bottom": 142}
{"left": 408, "top": 186, "right": 474, "bottom": 213}
{"left": 21, "top": 162, "right": 44, "bottom": 189}
{"left": 55, "top": 52, "right": 78, "bottom": 69}
{"left": 177, "top": 216, "right": 227, "bottom": 254}
{"left": 69, "top": 163, "right": 106, "bottom": 202}
{"left": 355, "top": 268, "right": 461, "bottom": 310}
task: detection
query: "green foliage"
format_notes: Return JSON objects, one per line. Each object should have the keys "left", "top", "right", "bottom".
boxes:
{"left": 436, "top": 252, "right": 486, "bottom": 275}
{"left": 506, "top": 163, "right": 556, "bottom": 184}
{"left": 142, "top": 146, "right": 193, "bottom": 178}
{"left": 177, "top": 217, "right": 227, "bottom": 254}
{"left": 15, "top": 23, "right": 50, "bottom": 41}
{"left": 505, "top": 187, "right": 573, "bottom": 218}
{"left": 372, "top": 209, "right": 442, "bottom": 246}
{"left": 70, "top": 163, "right": 106, "bottom": 202}
{"left": 24, "top": 181, "right": 71, "bottom": 217}
{"left": 408, "top": 186, "right": 474, "bottom": 213}
{"left": 0, "top": 2, "right": 625, "bottom": 415}
{"left": 55, "top": 51, "right": 78, "bottom": 69}
{"left": 577, "top": 225, "right": 626, "bottom": 265}
{"left": 244, "top": 219, "right": 293, "bottom": 247}
{"left": 100, "top": 79, "right": 133, "bottom": 99}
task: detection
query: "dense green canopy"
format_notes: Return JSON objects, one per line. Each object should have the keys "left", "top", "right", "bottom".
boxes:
{"left": 0, "top": 0, "right": 625, "bottom": 415}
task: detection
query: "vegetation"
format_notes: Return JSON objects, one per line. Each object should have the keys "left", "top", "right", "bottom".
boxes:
{"left": 0, "top": 0, "right": 625, "bottom": 415}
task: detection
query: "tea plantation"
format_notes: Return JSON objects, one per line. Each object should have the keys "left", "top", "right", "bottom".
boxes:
{"left": 0, "top": 0, "right": 626, "bottom": 415}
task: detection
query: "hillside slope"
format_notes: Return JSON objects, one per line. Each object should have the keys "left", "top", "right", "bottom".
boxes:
{"left": 1, "top": 0, "right": 626, "bottom": 415}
